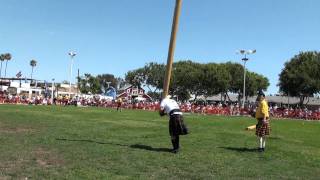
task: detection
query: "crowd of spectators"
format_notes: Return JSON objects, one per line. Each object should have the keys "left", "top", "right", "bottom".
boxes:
{"left": 1, "top": 92, "right": 320, "bottom": 121}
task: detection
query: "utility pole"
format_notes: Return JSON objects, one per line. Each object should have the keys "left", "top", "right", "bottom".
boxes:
{"left": 77, "top": 68, "right": 80, "bottom": 95}
{"left": 242, "top": 56, "right": 248, "bottom": 108}
{"left": 68, "top": 51, "right": 76, "bottom": 97}
{"left": 51, "top": 78, "right": 55, "bottom": 105}
{"left": 237, "top": 49, "right": 256, "bottom": 108}
{"left": 162, "top": 0, "right": 183, "bottom": 98}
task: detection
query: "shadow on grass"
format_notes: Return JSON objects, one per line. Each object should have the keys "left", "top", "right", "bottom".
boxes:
{"left": 269, "top": 136, "right": 282, "bottom": 140}
{"left": 56, "top": 138, "right": 171, "bottom": 153}
{"left": 55, "top": 138, "right": 128, "bottom": 147}
{"left": 219, "top": 147, "right": 258, "bottom": 152}
{"left": 130, "top": 144, "right": 172, "bottom": 152}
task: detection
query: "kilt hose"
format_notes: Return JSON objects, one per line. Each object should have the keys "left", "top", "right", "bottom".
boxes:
{"left": 256, "top": 118, "right": 271, "bottom": 137}
{"left": 169, "top": 114, "right": 189, "bottom": 137}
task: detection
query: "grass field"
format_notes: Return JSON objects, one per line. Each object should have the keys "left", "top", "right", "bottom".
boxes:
{"left": 0, "top": 104, "right": 319, "bottom": 179}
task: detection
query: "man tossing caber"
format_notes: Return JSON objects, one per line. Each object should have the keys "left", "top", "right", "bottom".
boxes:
{"left": 159, "top": 95, "right": 188, "bottom": 153}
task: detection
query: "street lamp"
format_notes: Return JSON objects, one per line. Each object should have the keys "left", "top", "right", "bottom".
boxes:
{"left": 237, "top": 49, "right": 256, "bottom": 108}
{"left": 106, "top": 82, "right": 111, "bottom": 88}
{"left": 51, "top": 78, "right": 55, "bottom": 105}
{"left": 68, "top": 51, "right": 77, "bottom": 97}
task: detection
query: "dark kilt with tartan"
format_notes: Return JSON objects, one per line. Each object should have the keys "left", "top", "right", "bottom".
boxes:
{"left": 169, "top": 114, "right": 189, "bottom": 136}
{"left": 256, "top": 118, "right": 271, "bottom": 137}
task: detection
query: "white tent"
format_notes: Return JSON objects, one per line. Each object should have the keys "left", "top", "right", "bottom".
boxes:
{"left": 134, "top": 96, "right": 146, "bottom": 101}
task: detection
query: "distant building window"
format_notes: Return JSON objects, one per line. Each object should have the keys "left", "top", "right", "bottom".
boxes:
{"left": 127, "top": 89, "right": 130, "bottom": 93}
{"left": 132, "top": 90, "right": 138, "bottom": 95}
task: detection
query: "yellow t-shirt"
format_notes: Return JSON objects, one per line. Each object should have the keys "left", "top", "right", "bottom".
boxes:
{"left": 255, "top": 99, "right": 269, "bottom": 119}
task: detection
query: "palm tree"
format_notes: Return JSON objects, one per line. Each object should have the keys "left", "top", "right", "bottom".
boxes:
{"left": 0, "top": 54, "right": 5, "bottom": 78}
{"left": 30, "top": 59, "right": 37, "bottom": 79}
{"left": 4, "top": 53, "right": 12, "bottom": 78}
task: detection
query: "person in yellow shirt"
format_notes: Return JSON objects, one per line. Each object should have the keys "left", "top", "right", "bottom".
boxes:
{"left": 255, "top": 90, "right": 271, "bottom": 152}
{"left": 117, "top": 97, "right": 123, "bottom": 112}
{"left": 57, "top": 95, "right": 63, "bottom": 105}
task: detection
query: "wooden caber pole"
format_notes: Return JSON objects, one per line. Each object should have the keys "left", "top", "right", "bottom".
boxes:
{"left": 162, "top": 0, "right": 183, "bottom": 98}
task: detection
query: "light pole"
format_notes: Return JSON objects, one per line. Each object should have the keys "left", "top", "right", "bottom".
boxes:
{"left": 68, "top": 51, "right": 76, "bottom": 97}
{"left": 106, "top": 81, "right": 111, "bottom": 88}
{"left": 51, "top": 78, "right": 55, "bottom": 105}
{"left": 237, "top": 49, "right": 256, "bottom": 108}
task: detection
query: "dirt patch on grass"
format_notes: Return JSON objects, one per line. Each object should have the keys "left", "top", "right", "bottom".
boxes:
{"left": 0, "top": 158, "right": 28, "bottom": 178}
{"left": 0, "top": 147, "right": 64, "bottom": 179}
{"left": 33, "top": 147, "right": 64, "bottom": 168}
{"left": 0, "top": 127, "right": 34, "bottom": 134}
{"left": 0, "top": 122, "right": 35, "bottom": 134}
{"left": 0, "top": 176, "right": 12, "bottom": 180}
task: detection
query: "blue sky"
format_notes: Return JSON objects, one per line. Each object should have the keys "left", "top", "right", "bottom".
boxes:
{"left": 0, "top": 0, "right": 319, "bottom": 94}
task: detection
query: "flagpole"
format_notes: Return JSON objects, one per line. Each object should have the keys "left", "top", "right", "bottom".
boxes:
{"left": 162, "top": 0, "right": 183, "bottom": 99}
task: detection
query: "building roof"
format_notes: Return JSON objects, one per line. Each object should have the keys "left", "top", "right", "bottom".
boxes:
{"left": 118, "top": 84, "right": 132, "bottom": 91}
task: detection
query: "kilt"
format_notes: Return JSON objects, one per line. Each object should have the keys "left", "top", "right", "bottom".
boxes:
{"left": 256, "top": 118, "right": 271, "bottom": 137}
{"left": 169, "top": 114, "right": 188, "bottom": 136}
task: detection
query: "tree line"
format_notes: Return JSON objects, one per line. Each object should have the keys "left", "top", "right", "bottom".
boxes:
{"left": 123, "top": 51, "right": 320, "bottom": 105}
{"left": 125, "top": 61, "right": 269, "bottom": 102}
{"left": 278, "top": 51, "right": 320, "bottom": 105}
{"left": 77, "top": 61, "right": 270, "bottom": 102}
{"left": 77, "top": 73, "right": 125, "bottom": 95}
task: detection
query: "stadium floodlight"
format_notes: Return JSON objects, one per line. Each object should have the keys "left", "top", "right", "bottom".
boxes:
{"left": 51, "top": 78, "right": 55, "bottom": 104}
{"left": 68, "top": 51, "right": 77, "bottom": 96}
{"left": 236, "top": 49, "right": 256, "bottom": 108}
{"left": 106, "top": 82, "right": 111, "bottom": 88}
{"left": 237, "top": 49, "right": 256, "bottom": 55}
{"left": 68, "top": 51, "right": 77, "bottom": 58}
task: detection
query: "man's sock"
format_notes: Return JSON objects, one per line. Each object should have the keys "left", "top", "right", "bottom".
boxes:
{"left": 175, "top": 136, "right": 180, "bottom": 150}
{"left": 262, "top": 137, "right": 266, "bottom": 149}
{"left": 171, "top": 139, "right": 176, "bottom": 150}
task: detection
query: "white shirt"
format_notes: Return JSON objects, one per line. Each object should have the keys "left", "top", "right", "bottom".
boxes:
{"left": 160, "top": 98, "right": 182, "bottom": 115}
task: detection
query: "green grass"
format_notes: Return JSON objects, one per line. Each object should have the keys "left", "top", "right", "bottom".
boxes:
{"left": 0, "top": 104, "right": 319, "bottom": 179}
